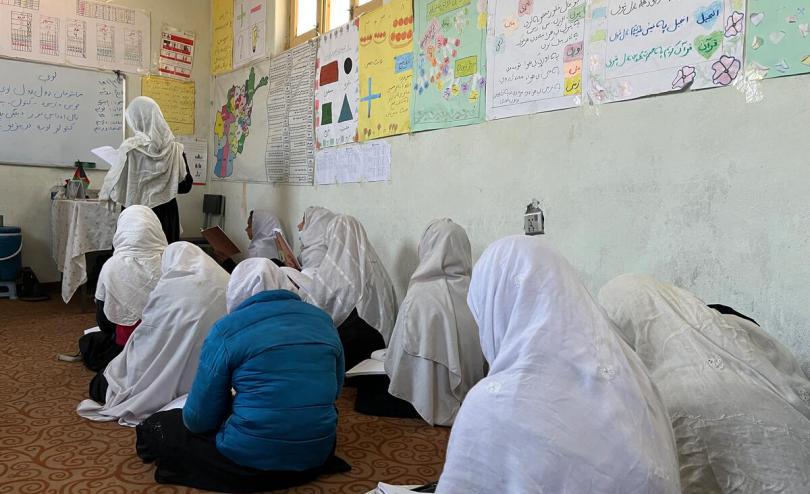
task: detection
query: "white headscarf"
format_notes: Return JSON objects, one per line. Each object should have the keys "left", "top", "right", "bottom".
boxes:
{"left": 299, "top": 206, "right": 336, "bottom": 272}
{"left": 436, "top": 236, "right": 680, "bottom": 494}
{"left": 95, "top": 206, "right": 167, "bottom": 326}
{"left": 299, "top": 214, "right": 397, "bottom": 343}
{"left": 599, "top": 274, "right": 810, "bottom": 493}
{"left": 227, "top": 258, "right": 297, "bottom": 313}
{"left": 385, "top": 219, "right": 485, "bottom": 426}
{"left": 246, "top": 210, "right": 284, "bottom": 260}
{"left": 99, "top": 96, "right": 186, "bottom": 208}
{"left": 77, "top": 242, "right": 229, "bottom": 427}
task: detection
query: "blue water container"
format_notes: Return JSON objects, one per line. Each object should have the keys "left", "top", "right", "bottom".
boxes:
{"left": 0, "top": 226, "right": 22, "bottom": 281}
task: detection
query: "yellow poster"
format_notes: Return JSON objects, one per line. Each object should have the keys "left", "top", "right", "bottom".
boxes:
{"left": 212, "top": 0, "right": 234, "bottom": 75}
{"left": 358, "top": 0, "right": 413, "bottom": 141}
{"left": 142, "top": 77, "right": 196, "bottom": 135}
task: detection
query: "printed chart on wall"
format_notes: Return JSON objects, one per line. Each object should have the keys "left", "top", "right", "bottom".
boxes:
{"left": 358, "top": 0, "right": 414, "bottom": 141}
{"left": 486, "top": 0, "right": 585, "bottom": 120}
{"left": 315, "top": 21, "right": 360, "bottom": 149}
{"left": 745, "top": 1, "right": 810, "bottom": 79}
{"left": 411, "top": 0, "right": 487, "bottom": 130}
{"left": 233, "top": 0, "right": 267, "bottom": 68}
{"left": 0, "top": 0, "right": 150, "bottom": 73}
{"left": 586, "top": 0, "right": 746, "bottom": 103}
{"left": 212, "top": 60, "right": 271, "bottom": 182}
{"left": 159, "top": 26, "right": 195, "bottom": 80}
{"left": 266, "top": 41, "right": 317, "bottom": 184}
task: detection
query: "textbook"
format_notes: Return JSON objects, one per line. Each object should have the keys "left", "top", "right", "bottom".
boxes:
{"left": 346, "top": 358, "right": 385, "bottom": 377}
{"left": 273, "top": 228, "right": 301, "bottom": 270}
{"left": 201, "top": 226, "right": 241, "bottom": 257}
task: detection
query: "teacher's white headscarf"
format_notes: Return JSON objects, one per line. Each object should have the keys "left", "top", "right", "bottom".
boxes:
{"left": 227, "top": 258, "right": 297, "bottom": 313}
{"left": 246, "top": 210, "right": 284, "bottom": 260}
{"left": 77, "top": 242, "right": 229, "bottom": 427}
{"left": 385, "top": 219, "right": 485, "bottom": 426}
{"left": 100, "top": 96, "right": 186, "bottom": 208}
{"left": 599, "top": 274, "right": 810, "bottom": 493}
{"left": 298, "top": 206, "right": 336, "bottom": 272}
{"left": 298, "top": 214, "right": 397, "bottom": 343}
{"left": 95, "top": 206, "right": 167, "bottom": 326}
{"left": 437, "top": 236, "right": 680, "bottom": 494}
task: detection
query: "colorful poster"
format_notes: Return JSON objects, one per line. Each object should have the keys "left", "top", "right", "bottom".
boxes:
{"left": 358, "top": 0, "right": 414, "bottom": 141}
{"left": 486, "top": 0, "right": 584, "bottom": 120}
{"left": 411, "top": 0, "right": 487, "bottom": 130}
{"left": 315, "top": 21, "right": 360, "bottom": 149}
{"left": 233, "top": 0, "right": 267, "bottom": 68}
{"left": 746, "top": 1, "right": 810, "bottom": 79}
{"left": 141, "top": 77, "right": 195, "bottom": 135}
{"left": 212, "top": 62, "right": 271, "bottom": 182}
{"left": 159, "top": 26, "right": 195, "bottom": 80}
{"left": 586, "top": 0, "right": 746, "bottom": 103}
{"left": 212, "top": 0, "right": 234, "bottom": 75}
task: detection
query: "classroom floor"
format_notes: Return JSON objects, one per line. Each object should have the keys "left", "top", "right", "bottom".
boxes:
{"left": 0, "top": 292, "right": 450, "bottom": 493}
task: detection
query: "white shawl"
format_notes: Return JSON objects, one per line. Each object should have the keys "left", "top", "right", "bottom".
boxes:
{"left": 298, "top": 206, "right": 336, "bottom": 272}
{"left": 99, "top": 96, "right": 186, "bottom": 208}
{"left": 95, "top": 205, "right": 167, "bottom": 326}
{"left": 385, "top": 219, "right": 485, "bottom": 426}
{"left": 599, "top": 274, "right": 810, "bottom": 493}
{"left": 299, "top": 214, "right": 397, "bottom": 344}
{"left": 227, "top": 258, "right": 297, "bottom": 312}
{"left": 77, "top": 242, "right": 229, "bottom": 426}
{"left": 437, "top": 236, "right": 680, "bottom": 494}
{"left": 246, "top": 210, "right": 284, "bottom": 260}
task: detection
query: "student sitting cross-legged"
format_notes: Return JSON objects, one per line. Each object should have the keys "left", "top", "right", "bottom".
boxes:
{"left": 135, "top": 258, "right": 350, "bottom": 493}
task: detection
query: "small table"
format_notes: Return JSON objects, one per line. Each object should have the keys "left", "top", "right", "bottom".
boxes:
{"left": 50, "top": 199, "right": 118, "bottom": 304}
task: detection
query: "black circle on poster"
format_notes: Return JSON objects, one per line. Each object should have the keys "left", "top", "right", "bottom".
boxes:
{"left": 344, "top": 58, "right": 353, "bottom": 74}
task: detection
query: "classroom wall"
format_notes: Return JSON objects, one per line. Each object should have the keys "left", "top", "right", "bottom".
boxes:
{"left": 0, "top": 0, "right": 211, "bottom": 283}
{"left": 208, "top": 74, "right": 810, "bottom": 372}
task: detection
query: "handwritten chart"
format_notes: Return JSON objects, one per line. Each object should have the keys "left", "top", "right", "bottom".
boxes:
{"left": 265, "top": 41, "right": 317, "bottom": 184}
{"left": 0, "top": 57, "right": 123, "bottom": 167}
{"left": 411, "top": 0, "right": 487, "bottom": 130}
{"left": 486, "top": 0, "right": 585, "bottom": 120}
{"left": 358, "top": 0, "right": 414, "bottom": 141}
{"left": 315, "top": 21, "right": 360, "bottom": 149}
{"left": 141, "top": 76, "right": 195, "bottom": 136}
{"left": 212, "top": 0, "right": 234, "bottom": 75}
{"left": 746, "top": 1, "right": 810, "bottom": 79}
{"left": 586, "top": 0, "right": 746, "bottom": 103}
{"left": 233, "top": 0, "right": 267, "bottom": 68}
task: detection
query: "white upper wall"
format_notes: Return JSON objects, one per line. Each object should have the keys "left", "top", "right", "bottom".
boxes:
{"left": 0, "top": 0, "right": 211, "bottom": 282}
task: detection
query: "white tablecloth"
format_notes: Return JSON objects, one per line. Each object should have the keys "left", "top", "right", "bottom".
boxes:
{"left": 50, "top": 199, "right": 118, "bottom": 303}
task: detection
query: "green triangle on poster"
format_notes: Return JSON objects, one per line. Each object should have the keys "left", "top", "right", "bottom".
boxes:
{"left": 338, "top": 95, "right": 353, "bottom": 123}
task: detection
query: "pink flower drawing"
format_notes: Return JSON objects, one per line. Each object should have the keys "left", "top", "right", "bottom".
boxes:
{"left": 712, "top": 55, "right": 741, "bottom": 86}
{"left": 724, "top": 11, "right": 744, "bottom": 37}
{"left": 672, "top": 66, "right": 696, "bottom": 89}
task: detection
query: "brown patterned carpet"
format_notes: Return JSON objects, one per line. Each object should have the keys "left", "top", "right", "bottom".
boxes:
{"left": 0, "top": 294, "right": 449, "bottom": 493}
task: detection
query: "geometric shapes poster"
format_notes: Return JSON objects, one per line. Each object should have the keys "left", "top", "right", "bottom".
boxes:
{"left": 316, "top": 20, "right": 360, "bottom": 148}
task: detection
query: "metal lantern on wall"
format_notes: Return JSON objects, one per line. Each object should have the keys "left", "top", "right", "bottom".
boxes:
{"left": 524, "top": 199, "right": 545, "bottom": 236}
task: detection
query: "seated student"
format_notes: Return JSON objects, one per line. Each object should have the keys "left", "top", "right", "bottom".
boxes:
{"left": 135, "top": 258, "right": 349, "bottom": 492}
{"left": 214, "top": 209, "right": 287, "bottom": 273}
{"left": 599, "top": 274, "right": 810, "bottom": 493}
{"left": 77, "top": 242, "right": 229, "bottom": 426}
{"left": 297, "top": 206, "right": 337, "bottom": 273}
{"left": 436, "top": 236, "right": 681, "bottom": 494}
{"left": 79, "top": 206, "right": 167, "bottom": 371}
{"left": 378, "top": 219, "right": 486, "bottom": 425}
{"left": 293, "top": 214, "right": 397, "bottom": 370}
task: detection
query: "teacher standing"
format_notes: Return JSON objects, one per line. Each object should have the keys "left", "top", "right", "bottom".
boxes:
{"left": 100, "top": 96, "right": 192, "bottom": 243}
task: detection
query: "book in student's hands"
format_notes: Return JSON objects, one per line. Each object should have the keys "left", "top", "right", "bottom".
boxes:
{"left": 273, "top": 228, "right": 301, "bottom": 270}
{"left": 201, "top": 226, "right": 241, "bottom": 257}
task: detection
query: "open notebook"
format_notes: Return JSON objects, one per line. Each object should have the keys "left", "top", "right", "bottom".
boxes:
{"left": 365, "top": 484, "right": 428, "bottom": 494}
{"left": 346, "top": 349, "right": 387, "bottom": 377}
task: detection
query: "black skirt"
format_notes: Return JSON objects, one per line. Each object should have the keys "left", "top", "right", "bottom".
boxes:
{"left": 135, "top": 409, "right": 350, "bottom": 493}
{"left": 337, "top": 309, "right": 386, "bottom": 371}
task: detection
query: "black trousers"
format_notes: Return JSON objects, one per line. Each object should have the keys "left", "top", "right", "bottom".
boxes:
{"left": 135, "top": 410, "right": 350, "bottom": 493}
{"left": 352, "top": 375, "right": 420, "bottom": 419}
{"left": 338, "top": 309, "right": 386, "bottom": 371}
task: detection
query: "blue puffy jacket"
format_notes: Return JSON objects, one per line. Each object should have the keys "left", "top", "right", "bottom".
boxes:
{"left": 183, "top": 290, "right": 344, "bottom": 471}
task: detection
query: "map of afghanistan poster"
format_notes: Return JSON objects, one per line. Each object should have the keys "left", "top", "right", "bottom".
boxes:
{"left": 746, "top": 0, "right": 810, "bottom": 79}
{"left": 358, "top": 0, "right": 414, "bottom": 141}
{"left": 315, "top": 21, "right": 360, "bottom": 149}
{"left": 212, "top": 61, "right": 271, "bottom": 182}
{"left": 410, "top": 0, "right": 487, "bottom": 131}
